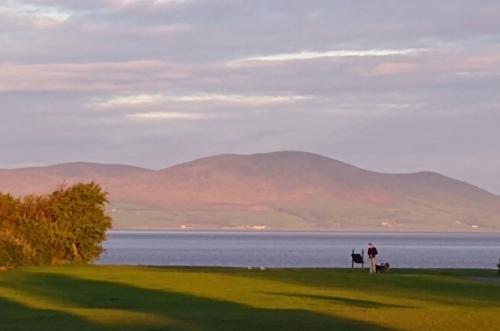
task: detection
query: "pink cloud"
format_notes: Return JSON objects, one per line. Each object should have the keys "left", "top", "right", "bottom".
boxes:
{"left": 369, "top": 62, "right": 420, "bottom": 76}
{"left": 357, "top": 50, "right": 500, "bottom": 77}
{"left": 463, "top": 54, "right": 500, "bottom": 70}
{"left": 0, "top": 60, "right": 191, "bottom": 92}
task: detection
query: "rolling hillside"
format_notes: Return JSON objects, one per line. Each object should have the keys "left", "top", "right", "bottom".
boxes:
{"left": 1, "top": 152, "right": 499, "bottom": 231}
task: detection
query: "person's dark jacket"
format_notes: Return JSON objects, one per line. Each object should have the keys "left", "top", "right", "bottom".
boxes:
{"left": 368, "top": 247, "right": 378, "bottom": 258}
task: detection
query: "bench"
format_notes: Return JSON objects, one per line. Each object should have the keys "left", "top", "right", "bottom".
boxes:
{"left": 351, "top": 249, "right": 364, "bottom": 269}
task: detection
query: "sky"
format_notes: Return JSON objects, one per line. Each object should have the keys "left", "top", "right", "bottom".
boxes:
{"left": 1, "top": 0, "right": 500, "bottom": 194}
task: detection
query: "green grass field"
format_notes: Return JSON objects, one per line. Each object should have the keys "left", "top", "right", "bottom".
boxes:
{"left": 1, "top": 266, "right": 499, "bottom": 331}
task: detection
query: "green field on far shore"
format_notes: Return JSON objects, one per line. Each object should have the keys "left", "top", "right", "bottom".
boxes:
{"left": 1, "top": 266, "right": 499, "bottom": 331}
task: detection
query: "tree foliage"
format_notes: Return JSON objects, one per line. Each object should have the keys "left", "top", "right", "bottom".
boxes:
{"left": 0, "top": 183, "right": 112, "bottom": 268}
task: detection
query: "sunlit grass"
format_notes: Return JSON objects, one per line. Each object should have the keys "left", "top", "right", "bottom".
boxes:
{"left": 1, "top": 266, "right": 499, "bottom": 330}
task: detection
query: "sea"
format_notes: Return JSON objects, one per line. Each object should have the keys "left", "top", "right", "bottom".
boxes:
{"left": 98, "top": 231, "right": 500, "bottom": 269}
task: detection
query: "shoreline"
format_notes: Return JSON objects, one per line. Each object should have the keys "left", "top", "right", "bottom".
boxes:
{"left": 107, "top": 229, "right": 500, "bottom": 236}
{"left": 93, "top": 264, "right": 500, "bottom": 271}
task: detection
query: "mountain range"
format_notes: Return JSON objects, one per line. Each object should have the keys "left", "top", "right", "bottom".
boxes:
{"left": 1, "top": 151, "right": 499, "bottom": 231}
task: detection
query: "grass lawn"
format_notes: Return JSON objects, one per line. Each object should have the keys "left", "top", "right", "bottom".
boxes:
{"left": 1, "top": 266, "right": 499, "bottom": 330}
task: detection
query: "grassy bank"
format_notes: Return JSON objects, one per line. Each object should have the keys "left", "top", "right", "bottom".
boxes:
{"left": 1, "top": 266, "right": 499, "bottom": 331}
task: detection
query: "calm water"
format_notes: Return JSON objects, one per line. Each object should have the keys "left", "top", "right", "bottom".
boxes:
{"left": 98, "top": 231, "right": 500, "bottom": 269}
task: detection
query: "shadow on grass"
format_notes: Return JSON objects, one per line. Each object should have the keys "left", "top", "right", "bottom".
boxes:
{"left": 0, "top": 298, "right": 108, "bottom": 331}
{"left": 0, "top": 272, "right": 395, "bottom": 331}
{"left": 262, "top": 292, "right": 412, "bottom": 309}
{"left": 242, "top": 268, "right": 500, "bottom": 307}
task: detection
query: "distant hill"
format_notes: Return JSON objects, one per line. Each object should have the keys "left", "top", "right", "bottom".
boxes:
{"left": 1, "top": 151, "right": 499, "bottom": 231}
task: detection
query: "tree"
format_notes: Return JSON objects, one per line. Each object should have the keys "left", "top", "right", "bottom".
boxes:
{"left": 0, "top": 183, "right": 112, "bottom": 268}
{"left": 0, "top": 193, "right": 28, "bottom": 267}
{"left": 48, "top": 182, "right": 112, "bottom": 264}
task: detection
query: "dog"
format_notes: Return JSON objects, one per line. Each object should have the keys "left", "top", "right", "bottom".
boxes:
{"left": 376, "top": 262, "right": 390, "bottom": 273}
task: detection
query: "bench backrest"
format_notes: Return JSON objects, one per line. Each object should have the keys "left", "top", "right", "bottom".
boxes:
{"left": 351, "top": 253, "right": 363, "bottom": 263}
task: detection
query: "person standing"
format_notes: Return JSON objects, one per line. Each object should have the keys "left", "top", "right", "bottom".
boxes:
{"left": 368, "top": 243, "right": 378, "bottom": 273}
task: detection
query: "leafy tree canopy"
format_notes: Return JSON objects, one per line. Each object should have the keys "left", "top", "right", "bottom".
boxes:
{"left": 0, "top": 183, "right": 112, "bottom": 268}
